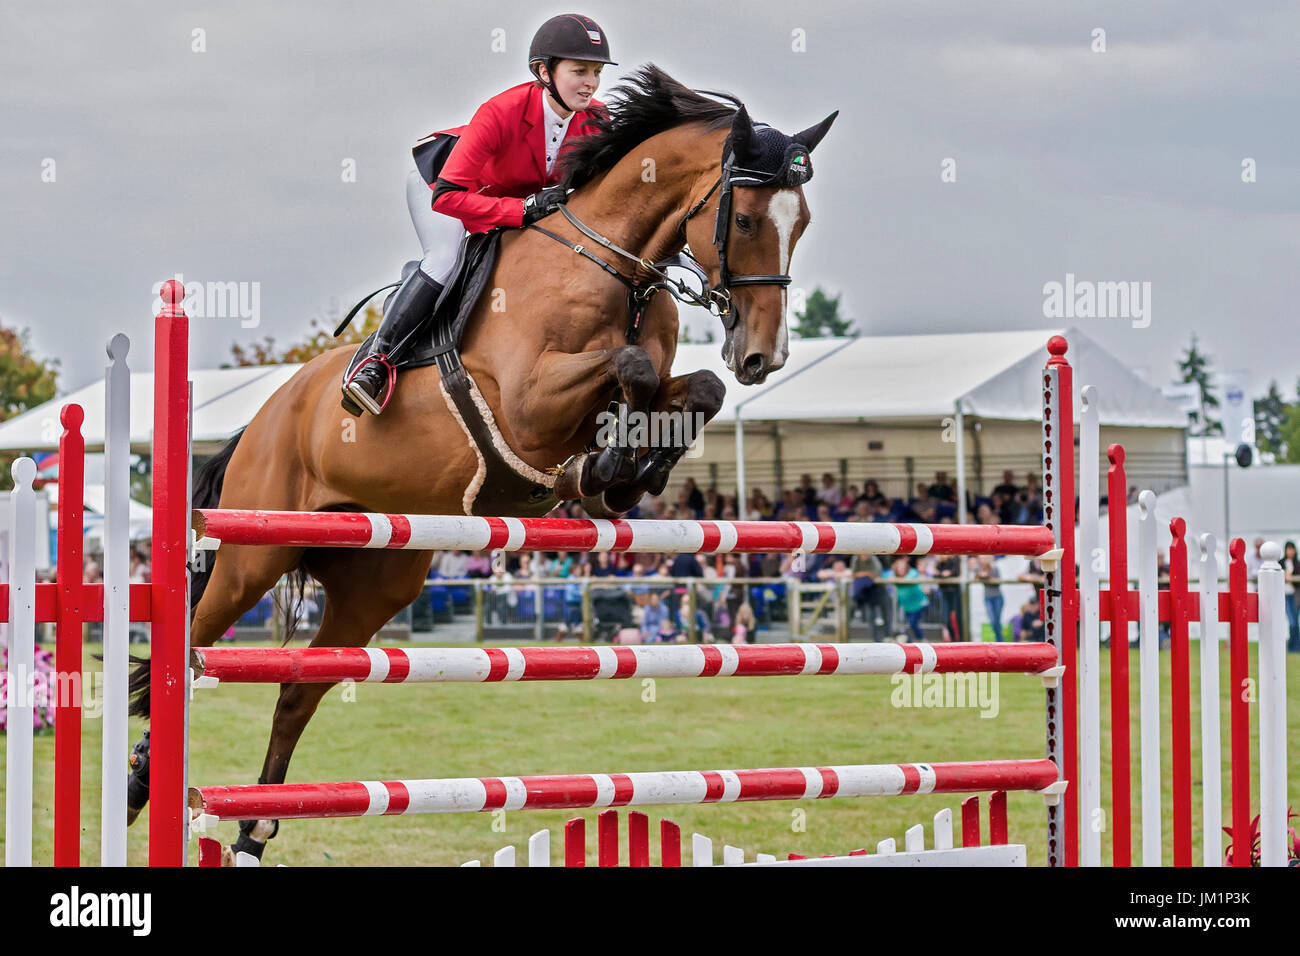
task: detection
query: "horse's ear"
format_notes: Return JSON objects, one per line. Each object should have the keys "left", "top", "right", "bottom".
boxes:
{"left": 729, "top": 105, "right": 761, "bottom": 158}
{"left": 793, "top": 110, "right": 839, "bottom": 153}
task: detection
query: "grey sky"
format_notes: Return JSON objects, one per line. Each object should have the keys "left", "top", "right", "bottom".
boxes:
{"left": 2, "top": 1, "right": 1297, "bottom": 398}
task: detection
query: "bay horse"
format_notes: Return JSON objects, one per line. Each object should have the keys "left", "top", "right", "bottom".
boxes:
{"left": 128, "top": 64, "right": 836, "bottom": 860}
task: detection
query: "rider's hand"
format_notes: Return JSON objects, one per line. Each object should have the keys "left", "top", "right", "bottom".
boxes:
{"left": 522, "top": 185, "right": 568, "bottom": 225}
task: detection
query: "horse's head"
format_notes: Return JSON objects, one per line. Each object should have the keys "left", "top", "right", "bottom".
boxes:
{"left": 685, "top": 105, "right": 838, "bottom": 386}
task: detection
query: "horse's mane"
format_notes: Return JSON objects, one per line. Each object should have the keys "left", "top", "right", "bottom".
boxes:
{"left": 558, "top": 63, "right": 741, "bottom": 191}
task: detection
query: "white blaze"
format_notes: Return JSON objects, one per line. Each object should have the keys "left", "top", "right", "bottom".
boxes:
{"left": 768, "top": 190, "right": 800, "bottom": 363}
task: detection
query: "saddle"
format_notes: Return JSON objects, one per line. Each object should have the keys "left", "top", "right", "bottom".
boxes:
{"left": 352, "top": 229, "right": 563, "bottom": 517}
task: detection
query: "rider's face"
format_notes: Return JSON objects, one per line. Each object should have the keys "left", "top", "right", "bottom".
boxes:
{"left": 541, "top": 59, "right": 603, "bottom": 113}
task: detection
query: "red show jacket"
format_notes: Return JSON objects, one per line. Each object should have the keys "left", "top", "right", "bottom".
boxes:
{"left": 423, "top": 81, "right": 605, "bottom": 233}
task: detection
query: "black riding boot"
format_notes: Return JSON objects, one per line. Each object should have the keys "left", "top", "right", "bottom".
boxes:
{"left": 342, "top": 269, "right": 443, "bottom": 415}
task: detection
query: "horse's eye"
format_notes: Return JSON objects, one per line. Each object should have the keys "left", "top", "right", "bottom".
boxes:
{"left": 735, "top": 214, "right": 753, "bottom": 232}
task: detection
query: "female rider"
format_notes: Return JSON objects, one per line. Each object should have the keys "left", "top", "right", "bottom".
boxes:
{"left": 343, "top": 13, "right": 615, "bottom": 415}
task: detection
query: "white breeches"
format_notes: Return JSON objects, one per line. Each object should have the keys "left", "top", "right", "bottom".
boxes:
{"left": 406, "top": 168, "right": 467, "bottom": 285}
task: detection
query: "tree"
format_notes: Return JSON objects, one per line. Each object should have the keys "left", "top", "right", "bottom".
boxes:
{"left": 1276, "top": 404, "right": 1300, "bottom": 465}
{"left": 228, "top": 303, "right": 383, "bottom": 367}
{"left": 0, "top": 325, "right": 60, "bottom": 491}
{"left": 1254, "top": 380, "right": 1292, "bottom": 459}
{"left": 792, "top": 288, "right": 855, "bottom": 338}
{"left": 1177, "top": 334, "right": 1221, "bottom": 437}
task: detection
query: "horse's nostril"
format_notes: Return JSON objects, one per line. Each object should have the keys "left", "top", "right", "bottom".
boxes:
{"left": 743, "top": 353, "right": 766, "bottom": 377}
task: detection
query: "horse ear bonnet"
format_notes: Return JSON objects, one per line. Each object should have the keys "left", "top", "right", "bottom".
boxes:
{"left": 727, "top": 124, "right": 814, "bottom": 188}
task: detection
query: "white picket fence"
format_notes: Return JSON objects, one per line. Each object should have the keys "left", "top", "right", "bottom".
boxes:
{"left": 460, "top": 806, "right": 1025, "bottom": 867}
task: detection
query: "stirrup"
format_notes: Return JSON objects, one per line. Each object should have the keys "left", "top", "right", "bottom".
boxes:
{"left": 343, "top": 352, "right": 398, "bottom": 416}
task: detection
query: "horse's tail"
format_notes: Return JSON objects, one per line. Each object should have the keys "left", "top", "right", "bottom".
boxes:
{"left": 128, "top": 428, "right": 246, "bottom": 718}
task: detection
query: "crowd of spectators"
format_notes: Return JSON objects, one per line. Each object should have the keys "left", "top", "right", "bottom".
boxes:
{"left": 609, "top": 468, "right": 1046, "bottom": 527}
{"left": 415, "top": 469, "right": 1050, "bottom": 644}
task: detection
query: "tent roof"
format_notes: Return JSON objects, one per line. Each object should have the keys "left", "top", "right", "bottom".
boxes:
{"left": 0, "top": 363, "right": 300, "bottom": 453}
{"left": 693, "top": 327, "right": 1188, "bottom": 427}
{"left": 0, "top": 327, "right": 1187, "bottom": 453}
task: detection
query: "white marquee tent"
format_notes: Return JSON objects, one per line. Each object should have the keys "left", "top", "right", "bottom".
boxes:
{"left": 0, "top": 327, "right": 1189, "bottom": 507}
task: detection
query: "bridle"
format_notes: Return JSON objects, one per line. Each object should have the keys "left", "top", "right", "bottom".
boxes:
{"left": 690, "top": 148, "right": 798, "bottom": 325}
{"left": 526, "top": 141, "right": 799, "bottom": 335}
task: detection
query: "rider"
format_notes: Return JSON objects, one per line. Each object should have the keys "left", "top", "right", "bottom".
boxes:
{"left": 342, "top": 13, "right": 615, "bottom": 415}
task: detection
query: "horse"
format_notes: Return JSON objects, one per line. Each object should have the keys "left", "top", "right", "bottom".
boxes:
{"left": 127, "top": 64, "right": 836, "bottom": 861}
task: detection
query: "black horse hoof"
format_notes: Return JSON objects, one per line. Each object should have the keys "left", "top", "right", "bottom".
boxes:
{"left": 592, "top": 445, "right": 635, "bottom": 486}
{"left": 231, "top": 819, "right": 279, "bottom": 861}
{"left": 125, "top": 729, "right": 150, "bottom": 825}
{"left": 634, "top": 451, "right": 674, "bottom": 498}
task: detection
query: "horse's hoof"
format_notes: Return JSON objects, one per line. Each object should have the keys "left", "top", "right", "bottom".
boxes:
{"left": 634, "top": 452, "right": 674, "bottom": 498}
{"left": 591, "top": 446, "right": 623, "bottom": 485}
{"left": 595, "top": 445, "right": 638, "bottom": 486}
{"left": 230, "top": 818, "right": 279, "bottom": 862}
{"left": 554, "top": 453, "right": 593, "bottom": 501}
{"left": 125, "top": 729, "right": 150, "bottom": 826}
{"left": 600, "top": 485, "right": 642, "bottom": 516}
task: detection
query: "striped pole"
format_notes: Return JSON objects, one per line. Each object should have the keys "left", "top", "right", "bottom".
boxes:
{"left": 190, "top": 759, "right": 1061, "bottom": 822}
{"left": 192, "top": 510, "right": 1055, "bottom": 557}
{"left": 193, "top": 642, "right": 1059, "bottom": 685}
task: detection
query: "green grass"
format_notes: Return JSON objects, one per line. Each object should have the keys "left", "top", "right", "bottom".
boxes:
{"left": 2, "top": 639, "right": 1297, "bottom": 866}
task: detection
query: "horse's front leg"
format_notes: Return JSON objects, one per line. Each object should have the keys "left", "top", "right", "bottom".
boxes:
{"left": 595, "top": 369, "right": 726, "bottom": 516}
{"left": 504, "top": 345, "right": 661, "bottom": 500}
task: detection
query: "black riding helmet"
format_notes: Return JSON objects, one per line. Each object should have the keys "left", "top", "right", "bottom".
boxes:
{"left": 528, "top": 14, "right": 616, "bottom": 113}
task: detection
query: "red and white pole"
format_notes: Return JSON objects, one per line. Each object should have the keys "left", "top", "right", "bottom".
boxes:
{"left": 192, "top": 510, "right": 1056, "bottom": 557}
{"left": 191, "top": 759, "right": 1062, "bottom": 822}
{"left": 193, "top": 642, "right": 1059, "bottom": 685}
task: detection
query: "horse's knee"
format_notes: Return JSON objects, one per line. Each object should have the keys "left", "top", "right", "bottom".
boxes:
{"left": 612, "top": 346, "right": 660, "bottom": 407}
{"left": 688, "top": 371, "right": 725, "bottom": 418}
